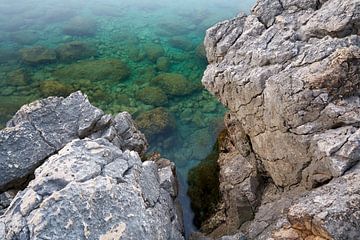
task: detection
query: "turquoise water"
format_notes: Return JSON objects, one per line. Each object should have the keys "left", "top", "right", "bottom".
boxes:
{"left": 0, "top": 0, "right": 254, "bottom": 236}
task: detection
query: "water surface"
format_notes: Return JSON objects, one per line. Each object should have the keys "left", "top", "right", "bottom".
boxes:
{"left": 0, "top": 0, "right": 254, "bottom": 236}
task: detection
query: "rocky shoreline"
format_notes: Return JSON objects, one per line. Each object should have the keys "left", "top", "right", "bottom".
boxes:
{"left": 1, "top": 0, "right": 360, "bottom": 239}
{"left": 0, "top": 92, "right": 184, "bottom": 239}
{"left": 196, "top": 0, "right": 360, "bottom": 239}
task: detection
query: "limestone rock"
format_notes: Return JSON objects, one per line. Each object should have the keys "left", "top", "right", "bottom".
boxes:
{"left": 0, "top": 91, "right": 183, "bottom": 240}
{"left": 0, "top": 138, "right": 183, "bottom": 239}
{"left": 201, "top": 0, "right": 360, "bottom": 238}
{"left": 0, "top": 91, "right": 146, "bottom": 191}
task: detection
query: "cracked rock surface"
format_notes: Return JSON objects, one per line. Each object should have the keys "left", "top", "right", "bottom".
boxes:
{"left": 201, "top": 0, "right": 360, "bottom": 239}
{"left": 0, "top": 91, "right": 147, "bottom": 192}
{"left": 0, "top": 92, "right": 184, "bottom": 239}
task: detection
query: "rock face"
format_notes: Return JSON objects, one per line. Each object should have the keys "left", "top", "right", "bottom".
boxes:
{"left": 201, "top": 0, "right": 360, "bottom": 239}
{"left": 0, "top": 91, "right": 184, "bottom": 239}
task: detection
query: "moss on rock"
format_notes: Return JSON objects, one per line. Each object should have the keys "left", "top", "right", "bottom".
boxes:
{"left": 135, "top": 107, "right": 175, "bottom": 140}
{"left": 53, "top": 59, "right": 130, "bottom": 82}
{"left": 39, "top": 80, "right": 74, "bottom": 97}
{"left": 56, "top": 41, "right": 97, "bottom": 62}
{"left": 143, "top": 43, "right": 165, "bottom": 62}
{"left": 136, "top": 86, "right": 168, "bottom": 106}
{"left": 152, "top": 72, "right": 195, "bottom": 96}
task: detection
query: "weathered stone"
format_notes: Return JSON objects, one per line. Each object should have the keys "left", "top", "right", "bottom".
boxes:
{"left": 200, "top": 0, "right": 360, "bottom": 238}
{"left": 0, "top": 91, "right": 146, "bottom": 191}
{"left": 0, "top": 138, "right": 184, "bottom": 239}
{"left": 0, "top": 90, "right": 183, "bottom": 239}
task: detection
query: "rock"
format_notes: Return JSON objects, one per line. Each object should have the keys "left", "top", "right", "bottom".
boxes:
{"left": 169, "top": 36, "right": 194, "bottom": 51}
{"left": 4, "top": 69, "right": 30, "bottom": 86}
{"left": 56, "top": 41, "right": 97, "bottom": 62}
{"left": 135, "top": 107, "right": 176, "bottom": 140}
{"left": 19, "top": 46, "right": 57, "bottom": 65}
{"left": 152, "top": 73, "right": 195, "bottom": 97}
{"left": 0, "top": 190, "right": 16, "bottom": 215}
{"left": 0, "top": 137, "right": 184, "bottom": 239}
{"left": 143, "top": 43, "right": 165, "bottom": 62}
{"left": 156, "top": 56, "right": 170, "bottom": 71}
{"left": 53, "top": 59, "right": 130, "bottom": 82}
{"left": 0, "top": 91, "right": 147, "bottom": 192}
{"left": 135, "top": 86, "right": 168, "bottom": 106}
{"left": 39, "top": 80, "right": 74, "bottom": 97}
{"left": 200, "top": 0, "right": 360, "bottom": 238}
{"left": 63, "top": 16, "right": 97, "bottom": 36}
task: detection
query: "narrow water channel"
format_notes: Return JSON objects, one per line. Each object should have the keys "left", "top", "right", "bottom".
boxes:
{"left": 0, "top": 0, "right": 255, "bottom": 237}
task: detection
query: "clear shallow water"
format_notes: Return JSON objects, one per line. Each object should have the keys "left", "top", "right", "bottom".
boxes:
{"left": 0, "top": 0, "right": 254, "bottom": 236}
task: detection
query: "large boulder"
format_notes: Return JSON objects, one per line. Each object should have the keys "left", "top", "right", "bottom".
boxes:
{"left": 200, "top": 0, "right": 360, "bottom": 238}
{"left": 0, "top": 91, "right": 146, "bottom": 192}
{"left": 0, "top": 91, "right": 184, "bottom": 239}
{"left": 0, "top": 138, "right": 183, "bottom": 240}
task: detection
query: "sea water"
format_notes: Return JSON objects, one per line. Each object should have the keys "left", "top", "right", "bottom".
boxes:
{"left": 0, "top": 0, "right": 254, "bottom": 237}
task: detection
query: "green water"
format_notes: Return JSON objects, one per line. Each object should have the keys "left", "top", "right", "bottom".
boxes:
{"left": 0, "top": 0, "right": 254, "bottom": 236}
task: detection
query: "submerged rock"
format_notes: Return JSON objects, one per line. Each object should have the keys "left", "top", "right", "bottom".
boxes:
{"left": 56, "top": 41, "right": 97, "bottom": 62}
{"left": 143, "top": 43, "right": 165, "bottom": 62}
{"left": 4, "top": 69, "right": 30, "bottom": 86}
{"left": 169, "top": 36, "right": 194, "bottom": 51}
{"left": 152, "top": 73, "right": 195, "bottom": 97}
{"left": 53, "top": 59, "right": 130, "bottom": 82}
{"left": 156, "top": 56, "right": 170, "bottom": 71}
{"left": 199, "top": 0, "right": 360, "bottom": 238}
{"left": 19, "top": 46, "right": 57, "bottom": 65}
{"left": 39, "top": 80, "right": 74, "bottom": 97}
{"left": 0, "top": 91, "right": 184, "bottom": 239}
{"left": 135, "top": 107, "right": 176, "bottom": 140}
{"left": 136, "top": 86, "right": 168, "bottom": 106}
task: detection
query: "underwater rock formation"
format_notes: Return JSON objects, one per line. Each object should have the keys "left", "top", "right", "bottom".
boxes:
{"left": 19, "top": 46, "right": 57, "bottom": 65}
{"left": 53, "top": 59, "right": 130, "bottom": 82}
{"left": 143, "top": 43, "right": 165, "bottom": 62}
{"left": 152, "top": 73, "right": 196, "bottom": 97}
{"left": 135, "top": 86, "right": 168, "bottom": 106}
{"left": 0, "top": 92, "right": 184, "bottom": 239}
{"left": 39, "top": 80, "right": 74, "bottom": 97}
{"left": 199, "top": 0, "right": 360, "bottom": 239}
{"left": 55, "top": 41, "right": 97, "bottom": 62}
{"left": 135, "top": 107, "right": 176, "bottom": 141}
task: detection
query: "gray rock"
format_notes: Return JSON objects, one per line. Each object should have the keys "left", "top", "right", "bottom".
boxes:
{"left": 0, "top": 138, "right": 184, "bottom": 239}
{"left": 0, "top": 191, "right": 16, "bottom": 215}
{"left": 201, "top": 0, "right": 360, "bottom": 238}
{"left": 0, "top": 91, "right": 147, "bottom": 192}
